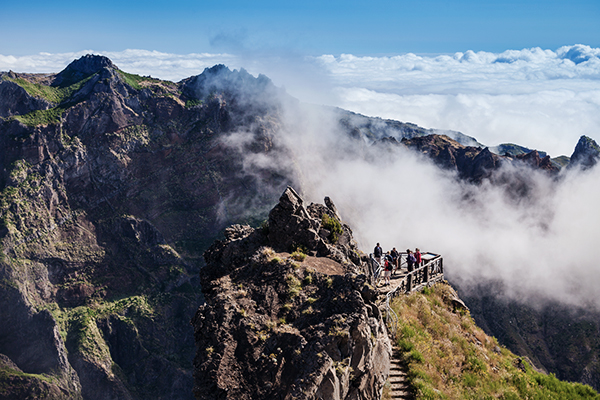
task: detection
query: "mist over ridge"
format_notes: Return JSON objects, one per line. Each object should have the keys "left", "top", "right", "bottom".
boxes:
{"left": 210, "top": 61, "right": 600, "bottom": 312}
{"left": 2, "top": 44, "right": 600, "bottom": 157}
{"left": 2, "top": 52, "right": 600, "bottom": 396}
{"left": 2, "top": 50, "right": 598, "bottom": 312}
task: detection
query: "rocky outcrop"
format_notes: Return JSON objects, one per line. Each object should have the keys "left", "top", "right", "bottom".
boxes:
{"left": 515, "top": 150, "right": 560, "bottom": 173}
{"left": 0, "top": 76, "right": 53, "bottom": 118}
{"left": 568, "top": 135, "right": 600, "bottom": 170}
{"left": 192, "top": 188, "right": 391, "bottom": 400}
{"left": 401, "top": 135, "right": 501, "bottom": 181}
{"left": 400, "top": 134, "right": 565, "bottom": 182}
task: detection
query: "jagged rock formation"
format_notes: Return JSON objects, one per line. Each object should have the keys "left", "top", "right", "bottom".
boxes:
{"left": 192, "top": 188, "right": 391, "bottom": 400}
{"left": 400, "top": 134, "right": 560, "bottom": 182}
{"left": 568, "top": 135, "right": 600, "bottom": 170}
{"left": 0, "top": 56, "right": 293, "bottom": 399}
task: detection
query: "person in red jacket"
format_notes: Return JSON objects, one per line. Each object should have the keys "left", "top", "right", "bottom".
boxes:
{"left": 415, "top": 248, "right": 422, "bottom": 267}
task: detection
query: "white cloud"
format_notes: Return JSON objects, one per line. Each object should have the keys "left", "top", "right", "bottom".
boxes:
{"left": 3, "top": 45, "right": 599, "bottom": 156}
{"left": 0, "top": 49, "right": 238, "bottom": 82}
{"left": 256, "top": 100, "right": 600, "bottom": 309}
{"left": 314, "top": 45, "right": 600, "bottom": 156}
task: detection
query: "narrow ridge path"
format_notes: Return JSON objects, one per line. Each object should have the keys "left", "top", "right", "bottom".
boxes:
{"left": 388, "top": 346, "right": 412, "bottom": 399}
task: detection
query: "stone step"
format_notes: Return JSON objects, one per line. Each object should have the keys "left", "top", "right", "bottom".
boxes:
{"left": 389, "top": 346, "right": 411, "bottom": 399}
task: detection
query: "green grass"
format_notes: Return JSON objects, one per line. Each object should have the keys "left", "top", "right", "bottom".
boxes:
{"left": 117, "top": 70, "right": 147, "bottom": 90}
{"left": 291, "top": 250, "right": 307, "bottom": 262}
{"left": 321, "top": 213, "right": 342, "bottom": 243}
{"left": 0, "top": 366, "right": 54, "bottom": 384}
{"left": 7, "top": 75, "right": 93, "bottom": 104}
{"left": 390, "top": 283, "right": 600, "bottom": 400}
{"left": 117, "top": 70, "right": 170, "bottom": 91}
{"left": 7, "top": 74, "right": 95, "bottom": 127}
{"left": 286, "top": 274, "right": 302, "bottom": 298}
{"left": 13, "top": 107, "right": 66, "bottom": 127}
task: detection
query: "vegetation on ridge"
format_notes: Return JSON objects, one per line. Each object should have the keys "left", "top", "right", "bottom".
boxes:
{"left": 6, "top": 75, "right": 94, "bottom": 126}
{"left": 388, "top": 283, "right": 600, "bottom": 399}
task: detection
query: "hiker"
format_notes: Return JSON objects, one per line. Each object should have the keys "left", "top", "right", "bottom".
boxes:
{"left": 415, "top": 248, "right": 422, "bottom": 267}
{"left": 383, "top": 252, "right": 393, "bottom": 286}
{"left": 373, "top": 243, "right": 383, "bottom": 264}
{"left": 406, "top": 249, "right": 416, "bottom": 272}
{"left": 390, "top": 247, "right": 399, "bottom": 275}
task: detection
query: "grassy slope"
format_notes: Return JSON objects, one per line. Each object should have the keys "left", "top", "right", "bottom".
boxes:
{"left": 388, "top": 283, "right": 600, "bottom": 400}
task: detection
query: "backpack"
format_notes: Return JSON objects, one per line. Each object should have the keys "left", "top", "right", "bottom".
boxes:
{"left": 409, "top": 254, "right": 416, "bottom": 264}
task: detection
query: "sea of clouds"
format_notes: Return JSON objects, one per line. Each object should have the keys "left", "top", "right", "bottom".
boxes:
{"left": 3, "top": 45, "right": 600, "bottom": 308}
{"left": 2, "top": 45, "right": 600, "bottom": 156}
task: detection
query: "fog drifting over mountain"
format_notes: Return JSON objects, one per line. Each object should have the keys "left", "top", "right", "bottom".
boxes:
{"left": 2, "top": 45, "right": 600, "bottom": 155}
{"left": 3, "top": 46, "right": 600, "bottom": 309}
{"left": 239, "top": 101, "right": 600, "bottom": 311}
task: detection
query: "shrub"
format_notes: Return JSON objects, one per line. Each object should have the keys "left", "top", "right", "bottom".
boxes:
{"left": 321, "top": 213, "right": 342, "bottom": 243}
{"left": 286, "top": 275, "right": 302, "bottom": 298}
{"left": 291, "top": 250, "right": 307, "bottom": 262}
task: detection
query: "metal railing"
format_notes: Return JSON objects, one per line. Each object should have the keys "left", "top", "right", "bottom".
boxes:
{"left": 370, "top": 252, "right": 444, "bottom": 339}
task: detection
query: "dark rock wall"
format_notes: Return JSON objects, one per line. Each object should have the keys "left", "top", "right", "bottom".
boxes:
{"left": 0, "top": 56, "right": 293, "bottom": 399}
{"left": 192, "top": 189, "right": 390, "bottom": 400}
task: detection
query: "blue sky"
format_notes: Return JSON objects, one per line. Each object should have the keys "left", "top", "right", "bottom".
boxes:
{"left": 2, "top": 0, "right": 599, "bottom": 56}
{"left": 1, "top": 0, "right": 600, "bottom": 157}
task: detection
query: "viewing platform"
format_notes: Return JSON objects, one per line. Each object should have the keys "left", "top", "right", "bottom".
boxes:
{"left": 370, "top": 251, "right": 445, "bottom": 339}
{"left": 370, "top": 251, "right": 444, "bottom": 295}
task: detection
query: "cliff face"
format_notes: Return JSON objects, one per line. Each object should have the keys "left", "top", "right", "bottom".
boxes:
{"left": 192, "top": 188, "right": 391, "bottom": 400}
{"left": 400, "top": 134, "right": 560, "bottom": 182}
{"left": 0, "top": 56, "right": 292, "bottom": 399}
{"left": 568, "top": 135, "right": 600, "bottom": 170}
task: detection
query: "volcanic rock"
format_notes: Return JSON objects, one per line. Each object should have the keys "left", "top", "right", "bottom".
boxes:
{"left": 192, "top": 188, "right": 391, "bottom": 400}
{"left": 568, "top": 135, "right": 600, "bottom": 170}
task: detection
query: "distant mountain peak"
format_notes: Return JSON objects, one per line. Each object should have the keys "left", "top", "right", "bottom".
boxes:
{"left": 181, "top": 63, "right": 280, "bottom": 104}
{"left": 53, "top": 54, "right": 116, "bottom": 86}
{"left": 568, "top": 135, "right": 600, "bottom": 169}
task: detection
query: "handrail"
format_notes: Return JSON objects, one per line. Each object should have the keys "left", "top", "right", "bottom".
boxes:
{"left": 379, "top": 252, "right": 444, "bottom": 339}
{"left": 369, "top": 253, "right": 384, "bottom": 286}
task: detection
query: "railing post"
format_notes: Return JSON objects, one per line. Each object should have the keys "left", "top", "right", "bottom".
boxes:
{"left": 406, "top": 273, "right": 412, "bottom": 292}
{"left": 424, "top": 263, "right": 430, "bottom": 285}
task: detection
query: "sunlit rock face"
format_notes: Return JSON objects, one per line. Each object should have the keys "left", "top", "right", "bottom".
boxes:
{"left": 192, "top": 188, "right": 390, "bottom": 400}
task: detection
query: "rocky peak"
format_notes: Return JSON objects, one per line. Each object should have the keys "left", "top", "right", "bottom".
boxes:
{"left": 53, "top": 54, "right": 117, "bottom": 86}
{"left": 193, "top": 188, "right": 390, "bottom": 400}
{"left": 568, "top": 135, "right": 600, "bottom": 170}
{"left": 181, "top": 64, "right": 284, "bottom": 111}
{"left": 267, "top": 187, "right": 363, "bottom": 269}
{"left": 515, "top": 150, "right": 559, "bottom": 173}
{"left": 401, "top": 134, "right": 501, "bottom": 181}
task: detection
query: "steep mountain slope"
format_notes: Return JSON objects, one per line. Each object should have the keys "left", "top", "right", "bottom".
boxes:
{"left": 0, "top": 56, "right": 293, "bottom": 399}
{"left": 1, "top": 55, "right": 600, "bottom": 398}
{"left": 388, "top": 283, "right": 600, "bottom": 399}
{"left": 459, "top": 281, "right": 600, "bottom": 393}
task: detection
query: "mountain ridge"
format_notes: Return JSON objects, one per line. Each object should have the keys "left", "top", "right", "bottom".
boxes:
{"left": 0, "top": 54, "right": 599, "bottom": 398}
